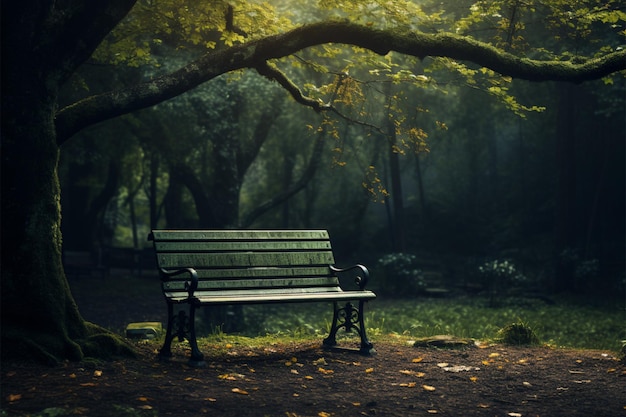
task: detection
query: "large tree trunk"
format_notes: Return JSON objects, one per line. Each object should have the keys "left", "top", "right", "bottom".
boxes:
{"left": 1, "top": 71, "right": 90, "bottom": 362}
{"left": 553, "top": 83, "right": 578, "bottom": 292}
{"left": 1, "top": 0, "right": 137, "bottom": 363}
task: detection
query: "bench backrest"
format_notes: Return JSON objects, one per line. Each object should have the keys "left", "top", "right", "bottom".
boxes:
{"left": 150, "top": 230, "right": 341, "bottom": 300}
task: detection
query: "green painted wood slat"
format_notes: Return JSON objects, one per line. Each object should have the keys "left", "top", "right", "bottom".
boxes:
{"left": 187, "top": 266, "right": 332, "bottom": 279}
{"left": 156, "top": 251, "right": 335, "bottom": 268}
{"left": 163, "top": 290, "right": 376, "bottom": 305}
{"left": 163, "top": 277, "right": 339, "bottom": 291}
{"left": 153, "top": 240, "right": 332, "bottom": 252}
{"left": 151, "top": 230, "right": 329, "bottom": 241}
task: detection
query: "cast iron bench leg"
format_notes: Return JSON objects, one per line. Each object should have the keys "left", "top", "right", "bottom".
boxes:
{"left": 159, "top": 303, "right": 175, "bottom": 360}
{"left": 357, "top": 300, "right": 375, "bottom": 355}
{"left": 323, "top": 301, "right": 375, "bottom": 355}
{"left": 187, "top": 303, "right": 206, "bottom": 367}
{"left": 323, "top": 301, "right": 341, "bottom": 348}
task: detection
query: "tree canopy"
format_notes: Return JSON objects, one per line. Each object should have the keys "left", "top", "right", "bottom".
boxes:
{"left": 56, "top": 5, "right": 626, "bottom": 143}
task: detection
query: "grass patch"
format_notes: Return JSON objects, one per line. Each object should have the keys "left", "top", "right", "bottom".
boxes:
{"left": 194, "top": 296, "right": 625, "bottom": 352}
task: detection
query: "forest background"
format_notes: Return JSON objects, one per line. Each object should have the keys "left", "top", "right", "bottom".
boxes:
{"left": 2, "top": 0, "right": 625, "bottom": 364}
{"left": 60, "top": 0, "right": 624, "bottom": 296}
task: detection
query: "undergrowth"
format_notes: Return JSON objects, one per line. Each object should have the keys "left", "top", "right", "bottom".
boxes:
{"left": 191, "top": 296, "right": 625, "bottom": 352}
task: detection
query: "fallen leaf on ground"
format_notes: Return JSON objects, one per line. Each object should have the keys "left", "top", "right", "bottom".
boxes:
{"left": 399, "top": 370, "right": 425, "bottom": 377}
{"left": 7, "top": 394, "right": 22, "bottom": 402}
{"left": 422, "top": 385, "right": 436, "bottom": 391}
{"left": 412, "top": 357, "right": 423, "bottom": 363}
{"left": 231, "top": 388, "right": 248, "bottom": 395}
{"left": 93, "top": 370, "right": 102, "bottom": 377}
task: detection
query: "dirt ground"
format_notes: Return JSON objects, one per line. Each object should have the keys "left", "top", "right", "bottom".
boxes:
{"left": 2, "top": 341, "right": 625, "bottom": 417}
{"left": 1, "top": 273, "right": 625, "bottom": 416}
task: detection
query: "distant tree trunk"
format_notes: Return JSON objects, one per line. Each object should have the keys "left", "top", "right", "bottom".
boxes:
{"left": 414, "top": 153, "right": 428, "bottom": 223}
{"left": 149, "top": 152, "right": 160, "bottom": 229}
{"left": 170, "top": 163, "right": 218, "bottom": 228}
{"left": 208, "top": 131, "right": 241, "bottom": 229}
{"left": 61, "top": 160, "right": 93, "bottom": 250}
{"left": 164, "top": 174, "right": 186, "bottom": 227}
{"left": 553, "top": 83, "right": 578, "bottom": 292}
{"left": 281, "top": 154, "right": 296, "bottom": 228}
{"left": 241, "top": 132, "right": 326, "bottom": 228}
{"left": 86, "top": 160, "right": 121, "bottom": 248}
{"left": 62, "top": 158, "right": 120, "bottom": 251}
{"left": 388, "top": 131, "right": 407, "bottom": 252}
{"left": 384, "top": 84, "right": 406, "bottom": 252}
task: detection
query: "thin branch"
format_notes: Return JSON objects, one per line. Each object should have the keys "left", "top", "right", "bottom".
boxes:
{"left": 255, "top": 61, "right": 331, "bottom": 112}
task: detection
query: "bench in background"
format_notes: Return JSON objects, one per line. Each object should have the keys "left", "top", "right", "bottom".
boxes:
{"left": 149, "top": 229, "right": 376, "bottom": 366}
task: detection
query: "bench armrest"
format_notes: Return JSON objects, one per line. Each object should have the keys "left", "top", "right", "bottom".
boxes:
{"left": 330, "top": 264, "right": 370, "bottom": 290}
{"left": 159, "top": 267, "right": 198, "bottom": 297}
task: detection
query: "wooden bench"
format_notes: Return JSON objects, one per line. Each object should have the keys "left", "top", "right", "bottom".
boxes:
{"left": 149, "top": 229, "right": 376, "bottom": 366}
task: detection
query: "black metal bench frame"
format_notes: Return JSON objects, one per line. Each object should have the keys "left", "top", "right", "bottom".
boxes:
{"left": 149, "top": 229, "right": 376, "bottom": 366}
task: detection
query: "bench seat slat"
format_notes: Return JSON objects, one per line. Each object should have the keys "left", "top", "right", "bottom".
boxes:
{"left": 152, "top": 230, "right": 330, "bottom": 241}
{"left": 164, "top": 288, "right": 376, "bottom": 304}
{"left": 157, "top": 251, "right": 335, "bottom": 268}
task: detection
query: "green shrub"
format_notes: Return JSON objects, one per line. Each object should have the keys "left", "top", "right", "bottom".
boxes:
{"left": 496, "top": 321, "right": 540, "bottom": 345}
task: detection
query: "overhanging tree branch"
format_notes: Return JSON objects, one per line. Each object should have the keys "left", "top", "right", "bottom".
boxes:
{"left": 255, "top": 61, "right": 331, "bottom": 112}
{"left": 56, "top": 20, "right": 626, "bottom": 145}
